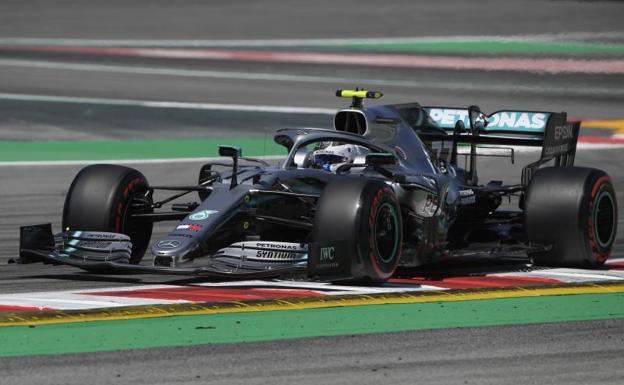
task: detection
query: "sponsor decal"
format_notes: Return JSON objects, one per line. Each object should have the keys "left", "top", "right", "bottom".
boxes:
{"left": 427, "top": 108, "right": 470, "bottom": 128}
{"left": 156, "top": 240, "right": 181, "bottom": 249}
{"left": 394, "top": 146, "right": 407, "bottom": 160}
{"left": 420, "top": 194, "right": 439, "bottom": 216}
{"left": 554, "top": 123, "right": 574, "bottom": 141}
{"left": 169, "top": 233, "right": 193, "bottom": 238}
{"left": 189, "top": 210, "right": 219, "bottom": 221}
{"left": 176, "top": 224, "right": 202, "bottom": 231}
{"left": 542, "top": 117, "right": 578, "bottom": 158}
{"left": 425, "top": 108, "right": 548, "bottom": 132}
{"left": 308, "top": 242, "right": 349, "bottom": 274}
{"left": 255, "top": 250, "right": 300, "bottom": 260}
{"left": 76, "top": 241, "right": 113, "bottom": 248}
{"left": 459, "top": 189, "right": 476, "bottom": 205}
{"left": 543, "top": 143, "right": 571, "bottom": 157}
{"left": 216, "top": 242, "right": 306, "bottom": 262}
{"left": 488, "top": 111, "right": 547, "bottom": 131}
{"left": 255, "top": 242, "right": 301, "bottom": 250}
{"left": 66, "top": 231, "right": 129, "bottom": 240}
{"left": 320, "top": 246, "right": 335, "bottom": 261}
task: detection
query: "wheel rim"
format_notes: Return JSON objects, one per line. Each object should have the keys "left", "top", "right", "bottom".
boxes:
{"left": 374, "top": 202, "right": 400, "bottom": 264}
{"left": 594, "top": 190, "right": 616, "bottom": 249}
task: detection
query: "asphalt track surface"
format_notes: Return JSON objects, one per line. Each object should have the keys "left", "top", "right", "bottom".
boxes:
{"left": 0, "top": 0, "right": 623, "bottom": 131}
{"left": 2, "top": 319, "right": 624, "bottom": 385}
{"left": 1, "top": 0, "right": 624, "bottom": 383}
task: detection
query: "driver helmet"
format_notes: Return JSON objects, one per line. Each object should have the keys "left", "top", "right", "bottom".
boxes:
{"left": 310, "top": 144, "right": 358, "bottom": 172}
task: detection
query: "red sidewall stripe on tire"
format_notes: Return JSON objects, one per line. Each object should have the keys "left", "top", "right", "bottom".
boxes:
{"left": 367, "top": 187, "right": 401, "bottom": 278}
{"left": 115, "top": 177, "right": 146, "bottom": 232}
{"left": 588, "top": 176, "right": 614, "bottom": 264}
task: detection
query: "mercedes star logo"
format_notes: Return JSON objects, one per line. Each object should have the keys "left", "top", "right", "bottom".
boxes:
{"left": 157, "top": 240, "right": 181, "bottom": 249}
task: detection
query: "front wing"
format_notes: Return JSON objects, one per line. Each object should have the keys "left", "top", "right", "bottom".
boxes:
{"left": 16, "top": 224, "right": 307, "bottom": 279}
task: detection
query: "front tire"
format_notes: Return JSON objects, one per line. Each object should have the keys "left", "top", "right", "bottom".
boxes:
{"left": 311, "top": 178, "right": 402, "bottom": 283}
{"left": 525, "top": 167, "right": 617, "bottom": 266}
{"left": 63, "top": 164, "right": 153, "bottom": 264}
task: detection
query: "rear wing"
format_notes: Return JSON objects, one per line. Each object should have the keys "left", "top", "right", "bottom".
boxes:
{"left": 419, "top": 107, "right": 580, "bottom": 185}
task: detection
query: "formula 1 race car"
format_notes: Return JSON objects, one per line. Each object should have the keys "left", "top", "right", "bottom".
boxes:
{"left": 17, "top": 90, "right": 618, "bottom": 283}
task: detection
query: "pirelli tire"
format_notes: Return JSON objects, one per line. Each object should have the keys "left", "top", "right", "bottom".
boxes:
{"left": 312, "top": 178, "right": 402, "bottom": 283}
{"left": 525, "top": 166, "right": 617, "bottom": 267}
{"left": 62, "top": 164, "right": 153, "bottom": 264}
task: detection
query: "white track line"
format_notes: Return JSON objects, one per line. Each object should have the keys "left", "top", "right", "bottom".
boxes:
{"left": 495, "top": 269, "right": 624, "bottom": 282}
{"left": 194, "top": 279, "right": 439, "bottom": 293}
{"left": 0, "top": 155, "right": 285, "bottom": 167}
{"left": 0, "top": 294, "right": 186, "bottom": 310}
{"left": 1, "top": 59, "right": 623, "bottom": 97}
{"left": 8, "top": 47, "right": 624, "bottom": 74}
{"left": 0, "top": 91, "right": 335, "bottom": 114}
{"left": 1, "top": 32, "right": 623, "bottom": 47}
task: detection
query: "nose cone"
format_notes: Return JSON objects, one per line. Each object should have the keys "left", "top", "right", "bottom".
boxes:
{"left": 151, "top": 238, "right": 198, "bottom": 260}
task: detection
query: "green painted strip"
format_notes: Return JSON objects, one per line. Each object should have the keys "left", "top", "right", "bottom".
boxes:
{"left": 324, "top": 40, "right": 624, "bottom": 56}
{"left": 1, "top": 292, "right": 623, "bottom": 357}
{"left": 0, "top": 138, "right": 285, "bottom": 162}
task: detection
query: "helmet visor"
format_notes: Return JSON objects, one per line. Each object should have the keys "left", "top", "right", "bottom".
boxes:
{"left": 313, "top": 153, "right": 346, "bottom": 166}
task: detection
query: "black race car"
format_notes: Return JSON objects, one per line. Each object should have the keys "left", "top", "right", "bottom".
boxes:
{"left": 17, "top": 90, "right": 618, "bottom": 283}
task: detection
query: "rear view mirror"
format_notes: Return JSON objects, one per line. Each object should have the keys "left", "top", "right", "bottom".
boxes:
{"left": 218, "top": 146, "right": 242, "bottom": 158}
{"left": 334, "top": 110, "right": 368, "bottom": 135}
{"left": 218, "top": 146, "right": 242, "bottom": 189}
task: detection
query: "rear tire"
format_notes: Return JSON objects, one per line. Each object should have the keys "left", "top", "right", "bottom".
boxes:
{"left": 525, "top": 167, "right": 617, "bottom": 266}
{"left": 63, "top": 164, "right": 153, "bottom": 264}
{"left": 311, "top": 178, "right": 402, "bottom": 283}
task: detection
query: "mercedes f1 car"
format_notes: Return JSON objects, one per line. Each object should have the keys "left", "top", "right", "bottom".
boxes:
{"left": 17, "top": 90, "right": 618, "bottom": 283}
